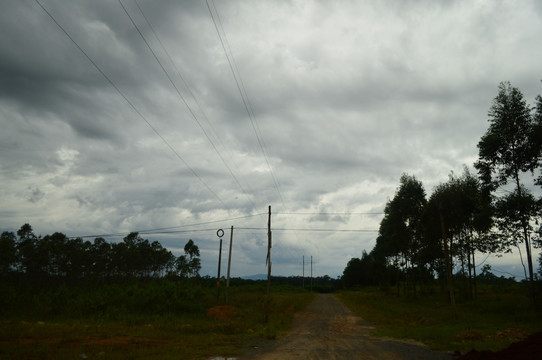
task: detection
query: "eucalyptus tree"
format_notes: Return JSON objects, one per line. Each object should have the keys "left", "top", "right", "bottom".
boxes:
{"left": 535, "top": 94, "right": 542, "bottom": 188}
{"left": 175, "top": 239, "right": 201, "bottom": 278}
{"left": 494, "top": 187, "right": 539, "bottom": 281}
{"left": 475, "top": 82, "right": 540, "bottom": 289}
{"left": 423, "top": 169, "right": 492, "bottom": 303}
{"left": 376, "top": 174, "right": 426, "bottom": 295}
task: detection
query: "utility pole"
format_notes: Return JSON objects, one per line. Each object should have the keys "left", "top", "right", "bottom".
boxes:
{"left": 226, "top": 226, "right": 234, "bottom": 304}
{"left": 302, "top": 255, "right": 305, "bottom": 289}
{"left": 216, "top": 229, "right": 224, "bottom": 302}
{"left": 265, "top": 205, "right": 272, "bottom": 322}
{"left": 310, "top": 255, "right": 313, "bottom": 292}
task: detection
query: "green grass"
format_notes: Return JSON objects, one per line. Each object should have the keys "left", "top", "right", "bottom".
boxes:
{"left": 336, "top": 286, "right": 542, "bottom": 353}
{"left": 0, "top": 283, "right": 315, "bottom": 359}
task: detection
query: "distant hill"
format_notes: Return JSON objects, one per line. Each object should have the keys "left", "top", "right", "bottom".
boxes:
{"left": 241, "top": 274, "right": 268, "bottom": 280}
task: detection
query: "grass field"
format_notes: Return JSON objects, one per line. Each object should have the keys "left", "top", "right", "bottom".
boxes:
{"left": 4, "top": 278, "right": 541, "bottom": 358}
{"left": 0, "top": 281, "right": 315, "bottom": 359}
{"left": 337, "top": 285, "right": 542, "bottom": 353}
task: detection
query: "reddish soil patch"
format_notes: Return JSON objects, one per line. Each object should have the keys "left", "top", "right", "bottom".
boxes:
{"left": 206, "top": 305, "right": 238, "bottom": 321}
{"left": 458, "top": 332, "right": 542, "bottom": 360}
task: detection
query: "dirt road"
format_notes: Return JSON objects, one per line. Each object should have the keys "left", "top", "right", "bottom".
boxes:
{"left": 243, "top": 294, "right": 453, "bottom": 360}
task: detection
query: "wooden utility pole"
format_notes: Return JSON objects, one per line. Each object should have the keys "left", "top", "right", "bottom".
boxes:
{"left": 302, "top": 255, "right": 305, "bottom": 289}
{"left": 265, "top": 205, "right": 272, "bottom": 322}
{"left": 226, "top": 226, "right": 234, "bottom": 304}
{"left": 310, "top": 255, "right": 313, "bottom": 292}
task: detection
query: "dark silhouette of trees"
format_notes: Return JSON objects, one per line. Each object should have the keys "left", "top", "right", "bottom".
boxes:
{"left": 422, "top": 169, "right": 492, "bottom": 303}
{"left": 475, "top": 82, "right": 542, "bottom": 308}
{"left": 1, "top": 224, "right": 189, "bottom": 281}
{"left": 175, "top": 239, "right": 201, "bottom": 278}
{"left": 341, "top": 81, "right": 542, "bottom": 311}
{"left": 475, "top": 82, "right": 540, "bottom": 285}
{"left": 342, "top": 251, "right": 379, "bottom": 288}
{"left": 373, "top": 174, "right": 427, "bottom": 295}
{"left": 0, "top": 231, "right": 16, "bottom": 273}
{"left": 532, "top": 93, "right": 542, "bottom": 188}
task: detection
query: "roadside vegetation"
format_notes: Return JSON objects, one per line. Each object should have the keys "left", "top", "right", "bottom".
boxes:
{"left": 338, "top": 284, "right": 542, "bottom": 354}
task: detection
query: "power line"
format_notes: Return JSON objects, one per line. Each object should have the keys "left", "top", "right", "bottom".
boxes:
{"left": 206, "top": 1, "right": 306, "bottom": 265}
{"left": 133, "top": 0, "right": 226, "bottom": 155}
{"left": 276, "top": 212, "right": 385, "bottom": 216}
{"left": 71, "top": 224, "right": 376, "bottom": 240}
{"left": 120, "top": 0, "right": 257, "bottom": 211}
{"left": 70, "top": 213, "right": 266, "bottom": 239}
{"left": 236, "top": 227, "right": 378, "bottom": 233}
{"left": 205, "top": 0, "right": 284, "bottom": 207}
{"left": 34, "top": 0, "right": 227, "bottom": 210}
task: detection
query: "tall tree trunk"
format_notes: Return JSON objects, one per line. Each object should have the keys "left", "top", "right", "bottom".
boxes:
{"left": 467, "top": 233, "right": 473, "bottom": 300}
{"left": 515, "top": 173, "right": 536, "bottom": 310}
{"left": 439, "top": 207, "right": 456, "bottom": 311}
{"left": 471, "top": 247, "right": 477, "bottom": 299}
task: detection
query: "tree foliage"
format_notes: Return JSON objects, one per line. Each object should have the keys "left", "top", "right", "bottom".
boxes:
{"left": 175, "top": 239, "right": 201, "bottom": 278}
{"left": 0, "top": 223, "right": 200, "bottom": 281}
{"left": 475, "top": 81, "right": 541, "bottom": 287}
{"left": 342, "top": 81, "right": 542, "bottom": 309}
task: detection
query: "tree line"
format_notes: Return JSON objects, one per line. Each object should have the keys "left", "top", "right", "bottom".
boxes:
{"left": 0, "top": 223, "right": 201, "bottom": 280}
{"left": 343, "top": 82, "right": 542, "bottom": 306}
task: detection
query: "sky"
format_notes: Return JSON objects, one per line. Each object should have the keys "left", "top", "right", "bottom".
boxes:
{"left": 1, "top": 0, "right": 541, "bottom": 279}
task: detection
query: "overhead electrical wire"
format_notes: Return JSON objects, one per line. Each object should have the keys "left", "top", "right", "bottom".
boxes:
{"left": 133, "top": 0, "right": 226, "bottom": 155}
{"left": 38, "top": 1, "right": 376, "bottom": 266}
{"left": 276, "top": 212, "right": 384, "bottom": 216}
{"left": 205, "top": 0, "right": 285, "bottom": 207}
{"left": 70, "top": 213, "right": 267, "bottom": 239}
{"left": 34, "top": 0, "right": 227, "bottom": 210}
{"left": 206, "top": 0, "right": 306, "bottom": 266}
{"left": 206, "top": 0, "right": 319, "bottom": 267}
{"left": 73, "top": 226, "right": 377, "bottom": 239}
{"left": 237, "top": 228, "right": 378, "bottom": 232}
{"left": 119, "top": 0, "right": 257, "bottom": 211}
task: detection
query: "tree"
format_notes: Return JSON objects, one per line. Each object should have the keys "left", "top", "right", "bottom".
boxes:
{"left": 16, "top": 223, "right": 45, "bottom": 275}
{"left": 0, "top": 231, "right": 17, "bottom": 274}
{"left": 534, "top": 94, "right": 542, "bottom": 187}
{"left": 376, "top": 174, "right": 426, "bottom": 295}
{"left": 475, "top": 81, "right": 540, "bottom": 305}
{"left": 90, "top": 237, "right": 112, "bottom": 278}
{"left": 494, "top": 187, "right": 540, "bottom": 281}
{"left": 423, "top": 169, "right": 492, "bottom": 304}
{"left": 175, "top": 239, "right": 201, "bottom": 278}
{"left": 341, "top": 251, "right": 380, "bottom": 288}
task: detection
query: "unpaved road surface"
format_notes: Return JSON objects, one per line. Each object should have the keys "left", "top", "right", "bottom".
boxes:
{"left": 243, "top": 294, "right": 453, "bottom": 360}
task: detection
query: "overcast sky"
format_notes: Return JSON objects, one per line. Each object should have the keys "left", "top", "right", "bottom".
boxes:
{"left": 1, "top": 0, "right": 541, "bottom": 278}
